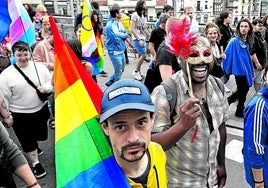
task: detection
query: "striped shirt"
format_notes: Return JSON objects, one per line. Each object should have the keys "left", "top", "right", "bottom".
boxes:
{"left": 243, "top": 87, "right": 268, "bottom": 187}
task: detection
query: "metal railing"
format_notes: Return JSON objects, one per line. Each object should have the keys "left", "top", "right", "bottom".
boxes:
{"left": 53, "top": 16, "right": 76, "bottom": 39}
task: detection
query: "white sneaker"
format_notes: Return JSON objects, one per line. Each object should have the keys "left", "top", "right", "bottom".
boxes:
{"left": 132, "top": 71, "right": 142, "bottom": 81}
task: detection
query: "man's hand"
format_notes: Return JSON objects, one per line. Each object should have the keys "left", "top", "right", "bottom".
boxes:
{"left": 179, "top": 98, "right": 201, "bottom": 131}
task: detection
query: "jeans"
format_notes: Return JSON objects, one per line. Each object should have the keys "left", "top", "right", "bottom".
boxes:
{"left": 107, "top": 52, "right": 126, "bottom": 85}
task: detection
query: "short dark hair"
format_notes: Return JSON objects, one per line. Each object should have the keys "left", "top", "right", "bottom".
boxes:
{"left": 163, "top": 5, "right": 173, "bottom": 12}
{"left": 109, "top": 3, "right": 120, "bottom": 18}
{"left": 252, "top": 18, "right": 262, "bottom": 26}
{"left": 12, "top": 41, "right": 30, "bottom": 54}
{"left": 91, "top": 1, "right": 100, "bottom": 10}
{"left": 159, "top": 14, "right": 170, "bottom": 23}
{"left": 156, "top": 11, "right": 162, "bottom": 18}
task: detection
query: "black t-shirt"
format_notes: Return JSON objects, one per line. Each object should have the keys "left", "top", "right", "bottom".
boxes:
{"left": 155, "top": 41, "right": 180, "bottom": 73}
{"left": 219, "top": 24, "right": 233, "bottom": 51}
{"left": 129, "top": 151, "right": 150, "bottom": 186}
{"left": 250, "top": 32, "right": 267, "bottom": 68}
{"left": 149, "top": 27, "right": 166, "bottom": 52}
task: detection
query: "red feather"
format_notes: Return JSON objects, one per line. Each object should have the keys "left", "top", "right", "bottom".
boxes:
{"left": 191, "top": 125, "right": 198, "bottom": 143}
{"left": 166, "top": 17, "right": 197, "bottom": 59}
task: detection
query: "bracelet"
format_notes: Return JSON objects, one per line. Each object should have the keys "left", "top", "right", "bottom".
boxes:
{"left": 254, "top": 180, "right": 264, "bottom": 183}
{"left": 28, "top": 181, "right": 39, "bottom": 187}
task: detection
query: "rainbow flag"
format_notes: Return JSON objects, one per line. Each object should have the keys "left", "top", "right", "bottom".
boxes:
{"left": 0, "top": 1, "right": 11, "bottom": 42}
{"left": 90, "top": 18, "right": 105, "bottom": 75}
{"left": 80, "top": 0, "right": 97, "bottom": 62}
{"left": 50, "top": 16, "right": 130, "bottom": 188}
{"left": 80, "top": 0, "right": 104, "bottom": 75}
{"left": 7, "top": 0, "right": 35, "bottom": 46}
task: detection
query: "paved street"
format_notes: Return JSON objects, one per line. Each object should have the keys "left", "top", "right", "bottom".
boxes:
{"left": 11, "top": 49, "right": 254, "bottom": 187}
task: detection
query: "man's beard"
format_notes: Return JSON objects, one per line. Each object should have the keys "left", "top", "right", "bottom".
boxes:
{"left": 120, "top": 142, "right": 146, "bottom": 162}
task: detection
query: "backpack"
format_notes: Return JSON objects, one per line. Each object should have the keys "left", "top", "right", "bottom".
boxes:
{"left": 161, "top": 76, "right": 225, "bottom": 123}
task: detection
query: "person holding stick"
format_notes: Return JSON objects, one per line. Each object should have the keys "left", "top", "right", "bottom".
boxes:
{"left": 151, "top": 18, "right": 229, "bottom": 187}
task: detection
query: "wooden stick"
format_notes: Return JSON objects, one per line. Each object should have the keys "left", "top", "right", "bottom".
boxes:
{"left": 186, "top": 62, "right": 199, "bottom": 142}
{"left": 186, "top": 63, "right": 194, "bottom": 98}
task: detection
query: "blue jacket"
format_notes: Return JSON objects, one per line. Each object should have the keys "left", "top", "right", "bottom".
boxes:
{"left": 223, "top": 36, "right": 254, "bottom": 86}
{"left": 105, "top": 18, "right": 128, "bottom": 54}
{"left": 243, "top": 86, "right": 268, "bottom": 187}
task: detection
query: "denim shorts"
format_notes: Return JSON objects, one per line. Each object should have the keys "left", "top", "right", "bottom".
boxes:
{"left": 133, "top": 39, "right": 147, "bottom": 54}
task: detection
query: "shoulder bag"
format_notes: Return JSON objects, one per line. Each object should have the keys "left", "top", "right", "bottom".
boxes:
{"left": 13, "top": 64, "right": 51, "bottom": 101}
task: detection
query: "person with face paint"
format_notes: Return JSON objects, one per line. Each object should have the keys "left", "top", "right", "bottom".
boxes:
{"left": 243, "top": 65, "right": 268, "bottom": 188}
{"left": 151, "top": 22, "right": 229, "bottom": 187}
{"left": 100, "top": 79, "right": 167, "bottom": 187}
{"left": 223, "top": 18, "right": 254, "bottom": 118}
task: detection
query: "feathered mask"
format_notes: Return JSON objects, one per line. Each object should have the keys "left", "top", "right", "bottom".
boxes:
{"left": 166, "top": 17, "right": 197, "bottom": 59}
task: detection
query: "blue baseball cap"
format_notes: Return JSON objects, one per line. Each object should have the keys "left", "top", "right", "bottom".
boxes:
{"left": 100, "top": 79, "right": 155, "bottom": 123}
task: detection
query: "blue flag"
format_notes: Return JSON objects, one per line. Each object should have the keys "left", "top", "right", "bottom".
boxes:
{"left": 0, "top": 1, "right": 11, "bottom": 42}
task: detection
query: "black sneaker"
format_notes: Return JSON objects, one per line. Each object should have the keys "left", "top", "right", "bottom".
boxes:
{"left": 33, "top": 163, "right": 46, "bottom": 179}
{"left": 37, "top": 147, "right": 43, "bottom": 156}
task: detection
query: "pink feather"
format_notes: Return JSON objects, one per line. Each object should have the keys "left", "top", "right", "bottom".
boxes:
{"left": 166, "top": 17, "right": 197, "bottom": 59}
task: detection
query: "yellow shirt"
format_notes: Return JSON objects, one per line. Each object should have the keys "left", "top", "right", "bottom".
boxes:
{"left": 120, "top": 13, "right": 131, "bottom": 34}
{"left": 127, "top": 142, "right": 167, "bottom": 188}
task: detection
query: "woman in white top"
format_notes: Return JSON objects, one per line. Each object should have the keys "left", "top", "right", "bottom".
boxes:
{"left": 0, "top": 41, "right": 52, "bottom": 179}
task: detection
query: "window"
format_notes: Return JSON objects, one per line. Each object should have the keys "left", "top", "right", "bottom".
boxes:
{"left": 205, "top": 1, "right": 208, "bottom": 9}
{"left": 196, "top": 14, "right": 201, "bottom": 22}
{"left": 204, "top": 14, "right": 208, "bottom": 23}
{"left": 197, "top": 1, "right": 201, "bottom": 11}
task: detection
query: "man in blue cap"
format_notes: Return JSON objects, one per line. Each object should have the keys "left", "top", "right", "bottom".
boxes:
{"left": 99, "top": 78, "right": 167, "bottom": 187}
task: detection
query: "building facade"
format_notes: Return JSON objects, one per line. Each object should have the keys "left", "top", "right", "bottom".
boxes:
{"left": 22, "top": 0, "right": 268, "bottom": 25}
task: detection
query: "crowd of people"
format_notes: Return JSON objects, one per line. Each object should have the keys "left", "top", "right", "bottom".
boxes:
{"left": 0, "top": 0, "right": 268, "bottom": 187}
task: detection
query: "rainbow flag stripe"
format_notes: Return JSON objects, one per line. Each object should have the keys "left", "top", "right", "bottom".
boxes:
{"left": 0, "top": 1, "right": 11, "bottom": 42}
{"left": 80, "top": 0, "right": 104, "bottom": 75}
{"left": 90, "top": 21, "right": 104, "bottom": 76}
{"left": 8, "top": 0, "right": 35, "bottom": 46}
{"left": 81, "top": 0, "right": 97, "bottom": 59}
{"left": 50, "top": 16, "right": 130, "bottom": 188}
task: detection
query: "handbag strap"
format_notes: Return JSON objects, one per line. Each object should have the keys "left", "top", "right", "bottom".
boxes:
{"left": 13, "top": 64, "right": 38, "bottom": 90}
